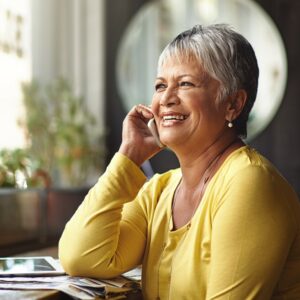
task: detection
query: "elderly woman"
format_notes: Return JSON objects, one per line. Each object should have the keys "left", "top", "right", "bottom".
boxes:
{"left": 59, "top": 24, "right": 300, "bottom": 299}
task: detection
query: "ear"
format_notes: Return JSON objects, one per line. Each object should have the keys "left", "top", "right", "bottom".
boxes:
{"left": 225, "top": 89, "right": 247, "bottom": 122}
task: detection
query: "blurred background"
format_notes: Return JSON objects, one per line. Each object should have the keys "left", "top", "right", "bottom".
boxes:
{"left": 0, "top": 0, "right": 299, "bottom": 255}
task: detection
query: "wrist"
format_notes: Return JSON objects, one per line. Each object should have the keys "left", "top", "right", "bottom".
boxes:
{"left": 118, "top": 143, "right": 144, "bottom": 166}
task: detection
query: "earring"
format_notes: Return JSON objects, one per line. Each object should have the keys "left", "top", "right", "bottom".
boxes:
{"left": 228, "top": 121, "right": 233, "bottom": 128}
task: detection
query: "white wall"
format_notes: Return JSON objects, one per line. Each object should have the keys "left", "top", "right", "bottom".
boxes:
{"left": 31, "top": 0, "right": 105, "bottom": 129}
{"left": 0, "top": 0, "right": 31, "bottom": 149}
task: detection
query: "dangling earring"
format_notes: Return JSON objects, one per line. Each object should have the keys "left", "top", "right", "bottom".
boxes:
{"left": 228, "top": 121, "right": 233, "bottom": 128}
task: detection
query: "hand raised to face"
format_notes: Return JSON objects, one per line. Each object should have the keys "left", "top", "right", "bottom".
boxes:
{"left": 118, "top": 104, "right": 164, "bottom": 166}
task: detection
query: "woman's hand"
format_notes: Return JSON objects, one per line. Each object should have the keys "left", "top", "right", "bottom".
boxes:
{"left": 118, "top": 104, "right": 163, "bottom": 166}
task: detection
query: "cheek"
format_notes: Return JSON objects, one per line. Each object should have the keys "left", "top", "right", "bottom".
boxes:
{"left": 151, "top": 94, "right": 160, "bottom": 116}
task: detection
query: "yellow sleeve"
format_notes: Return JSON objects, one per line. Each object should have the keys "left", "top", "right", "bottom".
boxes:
{"left": 206, "top": 166, "right": 298, "bottom": 300}
{"left": 58, "top": 152, "right": 148, "bottom": 279}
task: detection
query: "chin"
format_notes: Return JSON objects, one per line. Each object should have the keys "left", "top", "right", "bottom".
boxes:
{"left": 160, "top": 135, "right": 184, "bottom": 148}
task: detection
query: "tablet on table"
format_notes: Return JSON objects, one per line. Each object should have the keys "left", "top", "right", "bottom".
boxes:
{"left": 0, "top": 256, "right": 65, "bottom": 276}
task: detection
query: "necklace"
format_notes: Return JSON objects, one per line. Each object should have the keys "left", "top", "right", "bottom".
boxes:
{"left": 172, "top": 138, "right": 238, "bottom": 229}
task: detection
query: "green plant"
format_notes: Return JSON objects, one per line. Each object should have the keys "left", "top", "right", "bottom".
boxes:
{"left": 19, "top": 78, "right": 105, "bottom": 187}
{"left": 0, "top": 148, "right": 49, "bottom": 188}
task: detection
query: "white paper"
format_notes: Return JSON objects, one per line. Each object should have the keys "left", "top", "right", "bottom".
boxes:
{"left": 0, "top": 270, "right": 141, "bottom": 299}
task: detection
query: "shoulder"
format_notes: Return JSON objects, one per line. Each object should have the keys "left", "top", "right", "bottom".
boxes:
{"left": 219, "top": 146, "right": 291, "bottom": 186}
{"left": 218, "top": 146, "right": 297, "bottom": 197}
{"left": 211, "top": 146, "right": 300, "bottom": 223}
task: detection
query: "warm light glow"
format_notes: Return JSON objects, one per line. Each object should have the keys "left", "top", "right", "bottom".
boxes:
{"left": 0, "top": 0, "right": 31, "bottom": 149}
{"left": 197, "top": 0, "right": 218, "bottom": 22}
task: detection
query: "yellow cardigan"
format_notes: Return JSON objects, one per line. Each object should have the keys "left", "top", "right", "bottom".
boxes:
{"left": 59, "top": 146, "right": 300, "bottom": 299}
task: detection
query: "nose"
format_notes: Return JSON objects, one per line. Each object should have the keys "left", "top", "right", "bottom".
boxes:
{"left": 159, "top": 87, "right": 180, "bottom": 107}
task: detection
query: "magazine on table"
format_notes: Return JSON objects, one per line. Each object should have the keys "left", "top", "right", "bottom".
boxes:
{"left": 0, "top": 257, "right": 141, "bottom": 299}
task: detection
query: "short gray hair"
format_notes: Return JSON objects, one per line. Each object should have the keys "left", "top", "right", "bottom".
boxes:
{"left": 157, "top": 24, "right": 259, "bottom": 138}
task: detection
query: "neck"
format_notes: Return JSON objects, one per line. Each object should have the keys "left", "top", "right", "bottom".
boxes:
{"left": 177, "top": 131, "right": 243, "bottom": 190}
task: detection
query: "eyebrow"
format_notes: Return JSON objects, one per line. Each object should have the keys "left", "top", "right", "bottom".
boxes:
{"left": 155, "top": 74, "right": 199, "bottom": 81}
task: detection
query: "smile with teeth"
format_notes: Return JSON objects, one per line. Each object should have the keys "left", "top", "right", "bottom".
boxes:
{"left": 163, "top": 115, "right": 187, "bottom": 121}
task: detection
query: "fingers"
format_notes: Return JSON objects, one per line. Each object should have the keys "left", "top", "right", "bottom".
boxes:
{"left": 133, "top": 104, "right": 154, "bottom": 120}
{"left": 120, "top": 105, "right": 160, "bottom": 165}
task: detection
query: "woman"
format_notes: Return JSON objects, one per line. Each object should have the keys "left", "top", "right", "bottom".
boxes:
{"left": 59, "top": 24, "right": 300, "bottom": 299}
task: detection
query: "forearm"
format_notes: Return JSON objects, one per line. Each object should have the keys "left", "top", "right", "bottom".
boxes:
{"left": 58, "top": 153, "right": 147, "bottom": 278}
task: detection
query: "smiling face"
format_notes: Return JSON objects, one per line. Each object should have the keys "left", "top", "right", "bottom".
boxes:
{"left": 151, "top": 56, "right": 231, "bottom": 151}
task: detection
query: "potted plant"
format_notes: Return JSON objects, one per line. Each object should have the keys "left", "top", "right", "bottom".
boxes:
{"left": 0, "top": 148, "right": 49, "bottom": 255}
{"left": 19, "top": 77, "right": 106, "bottom": 239}
{"left": 0, "top": 148, "right": 50, "bottom": 189}
{"left": 0, "top": 78, "right": 106, "bottom": 250}
{"left": 20, "top": 78, "right": 106, "bottom": 187}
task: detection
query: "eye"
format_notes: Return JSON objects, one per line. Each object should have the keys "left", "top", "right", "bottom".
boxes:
{"left": 179, "top": 81, "right": 194, "bottom": 87}
{"left": 155, "top": 83, "right": 167, "bottom": 92}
